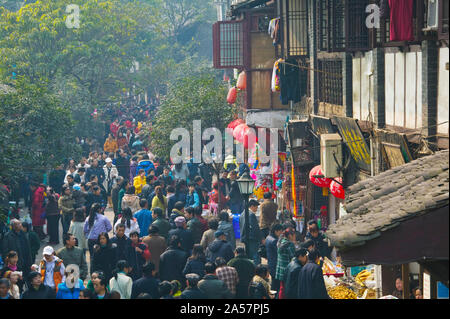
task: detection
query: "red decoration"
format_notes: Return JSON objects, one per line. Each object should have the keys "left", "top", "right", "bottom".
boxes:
{"left": 227, "top": 87, "right": 237, "bottom": 104}
{"left": 233, "top": 123, "right": 247, "bottom": 143}
{"left": 227, "top": 118, "right": 245, "bottom": 131}
{"left": 309, "top": 165, "right": 332, "bottom": 188}
{"left": 329, "top": 177, "right": 345, "bottom": 199}
{"left": 236, "top": 72, "right": 247, "bottom": 90}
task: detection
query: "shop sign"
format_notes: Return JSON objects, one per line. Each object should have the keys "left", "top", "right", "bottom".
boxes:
{"left": 333, "top": 117, "right": 371, "bottom": 172}
{"left": 423, "top": 272, "right": 431, "bottom": 299}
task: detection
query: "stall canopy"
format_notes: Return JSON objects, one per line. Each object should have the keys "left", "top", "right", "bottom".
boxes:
{"left": 326, "top": 150, "right": 449, "bottom": 267}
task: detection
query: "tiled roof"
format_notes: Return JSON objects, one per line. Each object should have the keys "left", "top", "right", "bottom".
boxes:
{"left": 326, "top": 150, "right": 449, "bottom": 250}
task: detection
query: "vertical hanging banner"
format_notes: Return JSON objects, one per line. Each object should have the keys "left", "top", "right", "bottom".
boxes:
{"left": 291, "top": 165, "right": 297, "bottom": 218}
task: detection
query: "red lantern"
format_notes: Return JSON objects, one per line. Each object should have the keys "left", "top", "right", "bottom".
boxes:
{"left": 330, "top": 178, "right": 345, "bottom": 199}
{"left": 227, "top": 87, "right": 237, "bottom": 104}
{"left": 309, "top": 165, "right": 332, "bottom": 188}
{"left": 227, "top": 118, "right": 245, "bottom": 131}
{"left": 243, "top": 126, "right": 258, "bottom": 149}
{"left": 237, "top": 71, "right": 247, "bottom": 90}
{"left": 233, "top": 123, "right": 247, "bottom": 143}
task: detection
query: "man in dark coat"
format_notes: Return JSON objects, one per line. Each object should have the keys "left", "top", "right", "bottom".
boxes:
{"left": 227, "top": 171, "right": 244, "bottom": 214}
{"left": 185, "top": 207, "right": 204, "bottom": 244}
{"left": 227, "top": 247, "right": 256, "bottom": 299}
{"left": 180, "top": 273, "right": 207, "bottom": 299}
{"left": 21, "top": 272, "right": 56, "bottom": 299}
{"left": 297, "top": 249, "right": 329, "bottom": 299}
{"left": 85, "top": 159, "right": 105, "bottom": 186}
{"left": 116, "top": 150, "right": 131, "bottom": 179}
{"left": 159, "top": 235, "right": 189, "bottom": 286}
{"left": 198, "top": 262, "right": 233, "bottom": 299}
{"left": 284, "top": 248, "right": 308, "bottom": 299}
{"left": 1, "top": 219, "right": 32, "bottom": 277}
{"left": 168, "top": 216, "right": 194, "bottom": 254}
{"left": 265, "top": 224, "right": 284, "bottom": 292}
{"left": 111, "top": 177, "right": 124, "bottom": 216}
{"left": 205, "top": 231, "right": 234, "bottom": 263}
{"left": 305, "top": 220, "right": 331, "bottom": 259}
{"left": 131, "top": 262, "right": 160, "bottom": 299}
{"left": 110, "top": 223, "right": 135, "bottom": 271}
{"left": 240, "top": 199, "right": 263, "bottom": 265}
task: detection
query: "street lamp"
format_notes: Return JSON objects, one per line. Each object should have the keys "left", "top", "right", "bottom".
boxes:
{"left": 236, "top": 171, "right": 255, "bottom": 256}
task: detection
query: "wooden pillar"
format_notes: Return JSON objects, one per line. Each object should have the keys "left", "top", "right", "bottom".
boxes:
{"left": 402, "top": 264, "right": 410, "bottom": 299}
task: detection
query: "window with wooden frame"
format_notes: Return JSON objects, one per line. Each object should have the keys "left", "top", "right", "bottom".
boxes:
{"left": 213, "top": 20, "right": 248, "bottom": 69}
{"left": 318, "top": 59, "right": 343, "bottom": 105}
{"left": 317, "top": 0, "right": 346, "bottom": 52}
{"left": 317, "top": 0, "right": 370, "bottom": 52}
{"left": 280, "top": 0, "right": 309, "bottom": 57}
{"left": 438, "top": 0, "right": 449, "bottom": 40}
{"left": 378, "top": 0, "right": 427, "bottom": 47}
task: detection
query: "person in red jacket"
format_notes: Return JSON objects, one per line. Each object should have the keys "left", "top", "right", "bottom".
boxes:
{"left": 110, "top": 119, "right": 120, "bottom": 138}
{"left": 129, "top": 231, "right": 151, "bottom": 281}
{"left": 30, "top": 182, "right": 46, "bottom": 240}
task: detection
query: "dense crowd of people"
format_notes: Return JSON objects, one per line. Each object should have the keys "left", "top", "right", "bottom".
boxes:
{"left": 0, "top": 106, "right": 336, "bottom": 300}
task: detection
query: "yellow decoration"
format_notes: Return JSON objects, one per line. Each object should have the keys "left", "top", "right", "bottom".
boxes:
{"left": 327, "top": 285, "right": 357, "bottom": 299}
{"left": 322, "top": 187, "right": 328, "bottom": 196}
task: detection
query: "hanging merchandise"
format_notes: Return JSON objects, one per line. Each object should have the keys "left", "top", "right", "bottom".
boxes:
{"left": 388, "top": 0, "right": 414, "bottom": 41}
{"left": 329, "top": 177, "right": 345, "bottom": 199}
{"left": 227, "top": 87, "right": 237, "bottom": 104}
{"left": 271, "top": 59, "right": 283, "bottom": 93}
{"left": 291, "top": 165, "right": 298, "bottom": 218}
{"left": 309, "top": 165, "right": 332, "bottom": 188}
{"left": 268, "top": 18, "right": 281, "bottom": 45}
{"left": 236, "top": 71, "right": 246, "bottom": 90}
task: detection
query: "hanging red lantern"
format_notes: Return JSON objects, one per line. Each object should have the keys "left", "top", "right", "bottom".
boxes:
{"left": 309, "top": 165, "right": 332, "bottom": 188}
{"left": 227, "top": 118, "right": 245, "bottom": 131}
{"left": 330, "top": 178, "right": 345, "bottom": 199}
{"left": 236, "top": 71, "right": 247, "bottom": 90}
{"left": 243, "top": 126, "right": 258, "bottom": 149}
{"left": 227, "top": 87, "right": 237, "bottom": 104}
{"left": 233, "top": 123, "right": 247, "bottom": 143}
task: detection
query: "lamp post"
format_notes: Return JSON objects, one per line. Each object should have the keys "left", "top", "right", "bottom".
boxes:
{"left": 236, "top": 171, "right": 255, "bottom": 255}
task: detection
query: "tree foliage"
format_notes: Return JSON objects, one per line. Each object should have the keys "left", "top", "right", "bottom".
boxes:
{"left": 150, "top": 71, "right": 235, "bottom": 161}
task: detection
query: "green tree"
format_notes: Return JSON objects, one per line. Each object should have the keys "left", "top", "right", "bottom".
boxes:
{"left": 150, "top": 71, "right": 235, "bottom": 161}
{"left": 0, "top": 78, "right": 80, "bottom": 184}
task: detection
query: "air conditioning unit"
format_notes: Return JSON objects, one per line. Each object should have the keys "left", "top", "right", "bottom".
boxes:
{"left": 424, "top": 0, "right": 439, "bottom": 30}
{"left": 320, "top": 133, "right": 342, "bottom": 178}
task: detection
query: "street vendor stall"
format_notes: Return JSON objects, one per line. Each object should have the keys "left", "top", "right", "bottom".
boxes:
{"left": 325, "top": 150, "right": 449, "bottom": 299}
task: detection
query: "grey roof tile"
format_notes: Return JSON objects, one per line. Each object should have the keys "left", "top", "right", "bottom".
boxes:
{"left": 327, "top": 150, "right": 449, "bottom": 249}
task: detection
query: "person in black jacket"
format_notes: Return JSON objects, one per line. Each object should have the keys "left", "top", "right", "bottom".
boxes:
{"left": 305, "top": 220, "right": 331, "bottom": 259}
{"left": 21, "top": 272, "right": 56, "bottom": 299}
{"left": 240, "top": 199, "right": 263, "bottom": 265}
{"left": 85, "top": 160, "right": 105, "bottom": 186}
{"left": 92, "top": 232, "right": 117, "bottom": 282}
{"left": 182, "top": 244, "right": 206, "bottom": 278}
{"left": 284, "top": 248, "right": 308, "bottom": 299}
{"left": 265, "top": 223, "right": 284, "bottom": 292}
{"left": 131, "top": 262, "right": 160, "bottom": 299}
{"left": 205, "top": 231, "right": 234, "bottom": 263}
{"left": 168, "top": 216, "right": 194, "bottom": 254}
{"left": 1, "top": 219, "right": 32, "bottom": 277}
{"left": 297, "top": 249, "right": 329, "bottom": 299}
{"left": 110, "top": 224, "right": 136, "bottom": 271}
{"left": 159, "top": 235, "right": 189, "bottom": 287}
{"left": 180, "top": 273, "right": 207, "bottom": 299}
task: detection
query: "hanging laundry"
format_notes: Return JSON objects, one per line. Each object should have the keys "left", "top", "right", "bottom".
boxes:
{"left": 271, "top": 58, "right": 283, "bottom": 93}
{"left": 278, "top": 58, "right": 306, "bottom": 105}
{"left": 388, "top": 0, "right": 414, "bottom": 41}
{"left": 379, "top": 0, "right": 389, "bottom": 19}
{"left": 268, "top": 18, "right": 281, "bottom": 45}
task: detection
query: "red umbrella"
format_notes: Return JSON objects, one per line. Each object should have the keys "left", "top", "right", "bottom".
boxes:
{"left": 330, "top": 178, "right": 345, "bottom": 199}
{"left": 309, "top": 165, "right": 332, "bottom": 188}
